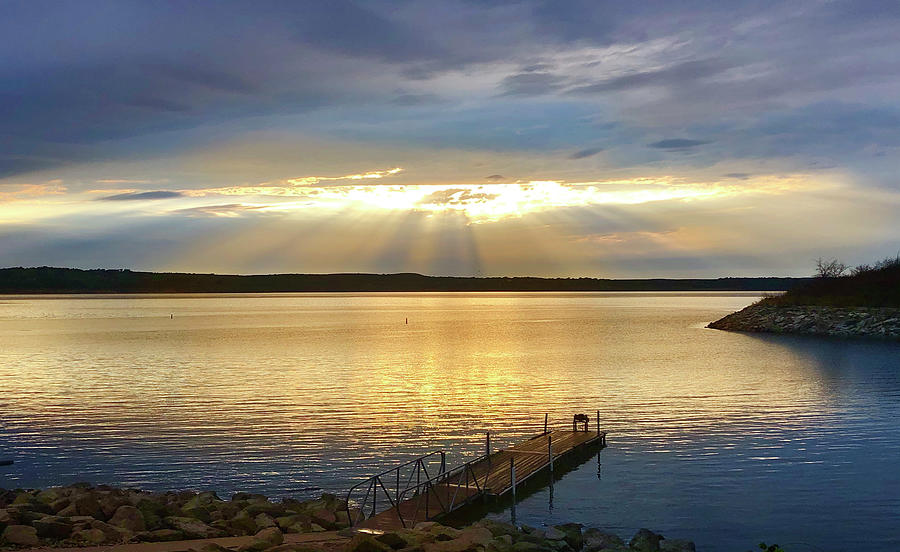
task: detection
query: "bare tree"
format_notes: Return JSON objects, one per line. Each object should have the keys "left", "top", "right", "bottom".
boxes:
{"left": 814, "top": 257, "right": 847, "bottom": 278}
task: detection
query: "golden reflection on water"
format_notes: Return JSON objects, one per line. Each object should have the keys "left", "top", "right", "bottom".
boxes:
{"left": 0, "top": 292, "right": 860, "bottom": 494}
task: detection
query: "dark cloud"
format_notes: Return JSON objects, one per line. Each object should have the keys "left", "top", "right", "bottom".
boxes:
{"left": 724, "top": 173, "right": 751, "bottom": 180}
{"left": 569, "top": 59, "right": 729, "bottom": 95}
{"left": 648, "top": 139, "right": 711, "bottom": 150}
{"left": 569, "top": 147, "right": 604, "bottom": 159}
{"left": 99, "top": 191, "right": 184, "bottom": 201}
{"left": 391, "top": 93, "right": 443, "bottom": 106}
{"left": 485, "top": 174, "right": 505, "bottom": 181}
{"left": 499, "top": 72, "right": 566, "bottom": 96}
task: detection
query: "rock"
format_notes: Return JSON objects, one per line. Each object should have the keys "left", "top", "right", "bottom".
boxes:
{"left": 2, "top": 524, "right": 40, "bottom": 546}
{"left": 377, "top": 531, "right": 410, "bottom": 549}
{"left": 511, "top": 541, "right": 552, "bottom": 552}
{"left": 424, "top": 527, "right": 494, "bottom": 552}
{"left": 184, "top": 491, "right": 222, "bottom": 511}
{"left": 110, "top": 505, "right": 147, "bottom": 532}
{"left": 57, "top": 504, "right": 79, "bottom": 517}
{"left": 0, "top": 509, "right": 11, "bottom": 531}
{"left": 49, "top": 497, "right": 72, "bottom": 513}
{"left": 165, "top": 516, "right": 223, "bottom": 539}
{"left": 136, "top": 528, "right": 186, "bottom": 542}
{"left": 243, "top": 501, "right": 285, "bottom": 517}
{"left": 659, "top": 540, "right": 695, "bottom": 552}
{"left": 276, "top": 514, "right": 311, "bottom": 532}
{"left": 36, "top": 488, "right": 66, "bottom": 505}
{"left": 629, "top": 529, "right": 663, "bottom": 552}
{"left": 582, "top": 529, "right": 624, "bottom": 552}
{"left": 73, "top": 528, "right": 108, "bottom": 545}
{"left": 311, "top": 508, "right": 337, "bottom": 529}
{"left": 544, "top": 527, "right": 567, "bottom": 541}
{"left": 238, "top": 527, "right": 284, "bottom": 552}
{"left": 225, "top": 513, "right": 260, "bottom": 536}
{"left": 134, "top": 498, "right": 166, "bottom": 530}
{"left": 73, "top": 493, "right": 106, "bottom": 520}
{"left": 553, "top": 524, "right": 584, "bottom": 551}
{"left": 475, "top": 520, "right": 519, "bottom": 539}
{"left": 310, "top": 523, "right": 326, "bottom": 532}
{"left": 90, "top": 518, "right": 132, "bottom": 543}
{"left": 255, "top": 512, "right": 277, "bottom": 529}
{"left": 183, "top": 506, "right": 213, "bottom": 523}
{"left": 415, "top": 522, "right": 439, "bottom": 531}
{"left": 33, "top": 515, "right": 74, "bottom": 539}
{"left": 347, "top": 534, "right": 393, "bottom": 552}
{"left": 100, "top": 494, "right": 130, "bottom": 519}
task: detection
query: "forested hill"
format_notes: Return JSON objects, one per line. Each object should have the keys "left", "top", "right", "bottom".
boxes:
{"left": 0, "top": 267, "right": 808, "bottom": 294}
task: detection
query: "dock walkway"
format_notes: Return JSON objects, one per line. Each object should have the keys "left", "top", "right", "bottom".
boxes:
{"left": 347, "top": 418, "right": 607, "bottom": 531}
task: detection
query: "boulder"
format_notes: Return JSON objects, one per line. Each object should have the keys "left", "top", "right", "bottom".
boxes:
{"left": 554, "top": 524, "right": 584, "bottom": 551}
{"left": 73, "top": 528, "right": 108, "bottom": 545}
{"left": 184, "top": 492, "right": 222, "bottom": 511}
{"left": 346, "top": 533, "right": 393, "bottom": 552}
{"left": 582, "top": 529, "right": 624, "bottom": 552}
{"left": 629, "top": 529, "right": 663, "bottom": 552}
{"left": 0, "top": 508, "right": 11, "bottom": 531}
{"left": 49, "top": 497, "right": 72, "bottom": 513}
{"left": 377, "top": 531, "right": 410, "bottom": 549}
{"left": 243, "top": 501, "right": 285, "bottom": 517}
{"left": 238, "top": 527, "right": 285, "bottom": 552}
{"left": 225, "top": 513, "right": 260, "bottom": 536}
{"left": 310, "top": 523, "right": 326, "bottom": 532}
{"left": 100, "top": 494, "right": 130, "bottom": 519}
{"left": 511, "top": 541, "right": 552, "bottom": 552}
{"left": 267, "top": 545, "right": 323, "bottom": 552}
{"left": 110, "top": 505, "right": 147, "bottom": 532}
{"left": 544, "top": 528, "right": 567, "bottom": 542}
{"left": 33, "top": 515, "right": 74, "bottom": 539}
{"left": 165, "top": 516, "right": 223, "bottom": 539}
{"left": 475, "top": 520, "right": 519, "bottom": 538}
{"left": 72, "top": 493, "right": 106, "bottom": 520}
{"left": 135, "top": 497, "right": 166, "bottom": 530}
{"left": 37, "top": 488, "right": 66, "bottom": 505}
{"left": 90, "top": 518, "right": 132, "bottom": 543}
{"left": 311, "top": 508, "right": 337, "bottom": 529}
{"left": 423, "top": 527, "right": 493, "bottom": 552}
{"left": 659, "top": 540, "right": 695, "bottom": 552}
{"left": 2, "top": 524, "right": 40, "bottom": 546}
{"left": 255, "top": 513, "right": 277, "bottom": 529}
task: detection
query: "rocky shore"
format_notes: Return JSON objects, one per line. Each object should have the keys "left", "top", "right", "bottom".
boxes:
{"left": 0, "top": 484, "right": 351, "bottom": 548}
{"left": 0, "top": 484, "right": 695, "bottom": 552}
{"left": 707, "top": 302, "right": 900, "bottom": 340}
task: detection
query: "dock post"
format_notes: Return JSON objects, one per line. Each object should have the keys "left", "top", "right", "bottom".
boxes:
{"left": 596, "top": 409, "right": 600, "bottom": 434}
{"left": 486, "top": 432, "right": 491, "bottom": 457}
{"left": 544, "top": 413, "right": 548, "bottom": 434}
{"left": 510, "top": 458, "right": 516, "bottom": 501}
{"left": 548, "top": 434, "right": 553, "bottom": 474}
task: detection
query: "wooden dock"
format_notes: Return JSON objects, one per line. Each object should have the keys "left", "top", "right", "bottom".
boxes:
{"left": 345, "top": 415, "right": 607, "bottom": 531}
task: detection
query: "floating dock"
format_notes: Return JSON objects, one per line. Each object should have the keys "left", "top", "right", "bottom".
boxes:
{"left": 345, "top": 413, "right": 607, "bottom": 531}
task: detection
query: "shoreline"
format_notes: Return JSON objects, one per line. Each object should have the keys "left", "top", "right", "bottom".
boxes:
{"left": 708, "top": 302, "right": 900, "bottom": 340}
{"left": 1, "top": 484, "right": 696, "bottom": 552}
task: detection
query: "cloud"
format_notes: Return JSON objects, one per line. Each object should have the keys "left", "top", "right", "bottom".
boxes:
{"left": 499, "top": 71, "right": 566, "bottom": 96}
{"left": 569, "top": 147, "right": 604, "bottom": 159}
{"left": 648, "top": 139, "right": 711, "bottom": 150}
{"left": 173, "top": 204, "right": 269, "bottom": 217}
{"left": 99, "top": 191, "right": 184, "bottom": 201}
{"left": 485, "top": 174, "right": 505, "bottom": 181}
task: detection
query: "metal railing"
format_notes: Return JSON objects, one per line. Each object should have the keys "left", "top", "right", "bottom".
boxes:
{"left": 394, "top": 452, "right": 492, "bottom": 528}
{"left": 344, "top": 450, "right": 446, "bottom": 526}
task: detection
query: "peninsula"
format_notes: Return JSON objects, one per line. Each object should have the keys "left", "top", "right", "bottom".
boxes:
{"left": 709, "top": 256, "right": 900, "bottom": 340}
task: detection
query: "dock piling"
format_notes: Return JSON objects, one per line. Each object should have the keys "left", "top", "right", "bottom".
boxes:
{"left": 596, "top": 410, "right": 600, "bottom": 434}
{"left": 486, "top": 432, "right": 491, "bottom": 457}
{"left": 548, "top": 434, "right": 553, "bottom": 474}
{"left": 544, "top": 413, "right": 548, "bottom": 434}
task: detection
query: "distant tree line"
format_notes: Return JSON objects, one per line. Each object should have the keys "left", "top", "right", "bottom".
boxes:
{"left": 770, "top": 254, "right": 900, "bottom": 307}
{"left": 0, "top": 267, "right": 809, "bottom": 294}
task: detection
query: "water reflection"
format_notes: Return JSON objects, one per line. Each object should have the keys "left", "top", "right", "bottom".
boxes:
{"left": 1, "top": 293, "right": 899, "bottom": 551}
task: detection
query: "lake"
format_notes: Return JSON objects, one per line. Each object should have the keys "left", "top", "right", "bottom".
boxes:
{"left": 1, "top": 293, "right": 898, "bottom": 551}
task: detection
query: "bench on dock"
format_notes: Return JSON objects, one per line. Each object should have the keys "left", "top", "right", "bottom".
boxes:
{"left": 345, "top": 412, "right": 607, "bottom": 531}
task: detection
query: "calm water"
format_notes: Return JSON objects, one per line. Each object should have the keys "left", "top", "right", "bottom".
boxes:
{"left": 1, "top": 293, "right": 899, "bottom": 551}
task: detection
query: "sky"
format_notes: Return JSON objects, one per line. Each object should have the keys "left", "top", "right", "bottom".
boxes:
{"left": 2, "top": 0, "right": 900, "bottom": 277}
